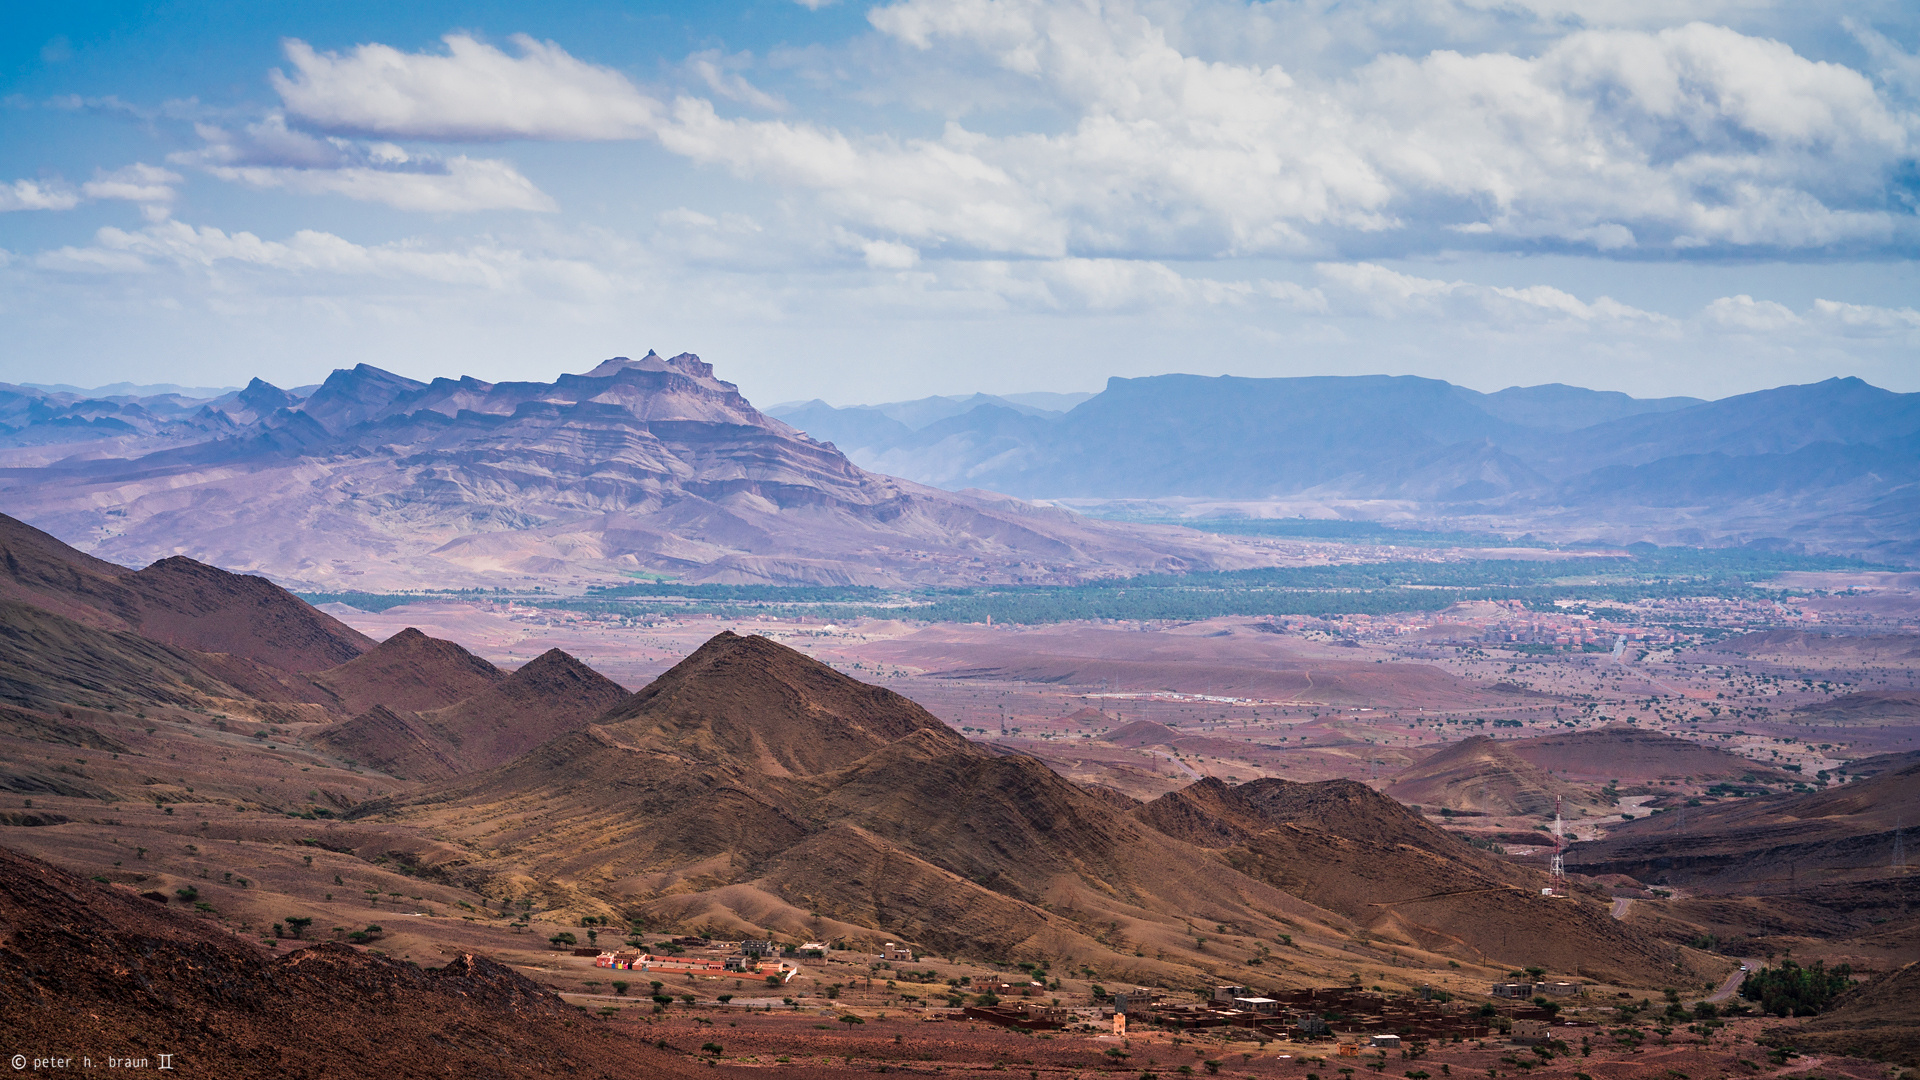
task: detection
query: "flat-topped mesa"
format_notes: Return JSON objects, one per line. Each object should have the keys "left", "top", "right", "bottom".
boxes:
{"left": 594, "top": 630, "right": 969, "bottom": 777}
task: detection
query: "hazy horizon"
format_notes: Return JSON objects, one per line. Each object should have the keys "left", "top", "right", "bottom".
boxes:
{"left": 28, "top": 364, "right": 1918, "bottom": 413}
{"left": 4, "top": 1, "right": 1918, "bottom": 404}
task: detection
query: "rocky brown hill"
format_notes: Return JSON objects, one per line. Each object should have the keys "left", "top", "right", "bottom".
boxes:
{"left": 311, "top": 647, "right": 630, "bottom": 780}
{"left": 0, "top": 521, "right": 1705, "bottom": 1002}
{"left": 1140, "top": 776, "right": 1674, "bottom": 985}
{"left": 1784, "top": 961, "right": 1920, "bottom": 1066}
{"left": 370, "top": 633, "right": 1339, "bottom": 967}
{"left": 308, "top": 627, "right": 504, "bottom": 715}
{"left": 0, "top": 354, "right": 1272, "bottom": 588}
{"left": 0, "top": 845, "right": 710, "bottom": 1079}
{"left": 362, "top": 631, "right": 1689, "bottom": 987}
{"left": 1385, "top": 733, "right": 1607, "bottom": 817}
{"left": 0, "top": 512, "right": 371, "bottom": 672}
{"left": 1501, "top": 725, "right": 1795, "bottom": 785}
{"left": 1568, "top": 758, "right": 1920, "bottom": 890}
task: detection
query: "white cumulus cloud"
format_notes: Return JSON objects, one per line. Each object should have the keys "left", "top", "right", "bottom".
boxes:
{"left": 1809, "top": 298, "right": 1920, "bottom": 336}
{"left": 1700, "top": 294, "right": 1805, "bottom": 332}
{"left": 80, "top": 163, "right": 180, "bottom": 205}
{"left": 272, "top": 33, "right": 659, "bottom": 141}
{"left": 35, "top": 219, "right": 608, "bottom": 295}
{"left": 175, "top": 114, "right": 555, "bottom": 212}
{"left": 236, "top": 10, "right": 1920, "bottom": 256}
{"left": 1312, "top": 262, "right": 1674, "bottom": 329}
{"left": 0, "top": 179, "right": 82, "bottom": 212}
{"left": 199, "top": 155, "right": 555, "bottom": 213}
{"left": 687, "top": 51, "right": 788, "bottom": 112}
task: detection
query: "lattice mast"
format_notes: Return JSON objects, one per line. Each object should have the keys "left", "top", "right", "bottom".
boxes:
{"left": 1550, "top": 795, "right": 1566, "bottom": 880}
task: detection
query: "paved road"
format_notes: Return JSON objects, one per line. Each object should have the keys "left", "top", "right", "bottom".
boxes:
{"left": 1610, "top": 897, "right": 1633, "bottom": 919}
{"left": 1706, "top": 960, "right": 1758, "bottom": 1004}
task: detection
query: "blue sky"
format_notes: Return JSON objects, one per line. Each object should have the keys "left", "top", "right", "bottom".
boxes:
{"left": 2, "top": 0, "right": 1917, "bottom": 405}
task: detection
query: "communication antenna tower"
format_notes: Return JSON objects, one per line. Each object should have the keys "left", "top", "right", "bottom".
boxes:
{"left": 1550, "top": 795, "right": 1566, "bottom": 880}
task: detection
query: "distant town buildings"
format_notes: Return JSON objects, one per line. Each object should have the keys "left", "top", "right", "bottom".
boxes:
{"left": 1491, "top": 980, "right": 1579, "bottom": 998}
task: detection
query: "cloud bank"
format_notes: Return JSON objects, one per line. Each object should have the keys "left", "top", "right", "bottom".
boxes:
{"left": 258, "top": 6, "right": 1919, "bottom": 259}
{"left": 5, "top": 0, "right": 1918, "bottom": 400}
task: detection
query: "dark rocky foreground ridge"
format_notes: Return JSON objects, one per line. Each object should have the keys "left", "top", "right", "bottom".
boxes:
{"left": 0, "top": 846, "right": 712, "bottom": 1079}
{"left": 0, "top": 353, "right": 1269, "bottom": 588}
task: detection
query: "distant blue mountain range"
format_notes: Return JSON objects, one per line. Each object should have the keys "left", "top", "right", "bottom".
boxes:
{"left": 770, "top": 375, "right": 1920, "bottom": 563}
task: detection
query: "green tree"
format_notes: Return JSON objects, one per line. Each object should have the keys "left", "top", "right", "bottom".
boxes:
{"left": 283, "top": 916, "right": 314, "bottom": 939}
{"left": 1740, "top": 959, "right": 1854, "bottom": 1017}
{"left": 839, "top": 1014, "right": 865, "bottom": 1032}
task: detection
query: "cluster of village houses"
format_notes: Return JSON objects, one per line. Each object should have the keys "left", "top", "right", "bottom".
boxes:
{"left": 967, "top": 981, "right": 1583, "bottom": 1044}
{"left": 595, "top": 937, "right": 1586, "bottom": 1047}
{"left": 594, "top": 937, "right": 915, "bottom": 982}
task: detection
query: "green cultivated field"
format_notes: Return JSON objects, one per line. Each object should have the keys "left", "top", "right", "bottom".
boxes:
{"left": 297, "top": 543, "right": 1882, "bottom": 627}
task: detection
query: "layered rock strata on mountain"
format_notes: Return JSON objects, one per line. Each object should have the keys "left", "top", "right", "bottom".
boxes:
{"left": 0, "top": 353, "right": 1265, "bottom": 587}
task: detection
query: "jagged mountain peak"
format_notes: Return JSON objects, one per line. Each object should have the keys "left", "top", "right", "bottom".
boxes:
{"left": 298, "top": 363, "right": 430, "bottom": 433}
{"left": 580, "top": 351, "right": 725, "bottom": 386}
{"left": 236, "top": 377, "right": 296, "bottom": 414}
{"left": 507, "top": 646, "right": 619, "bottom": 687}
